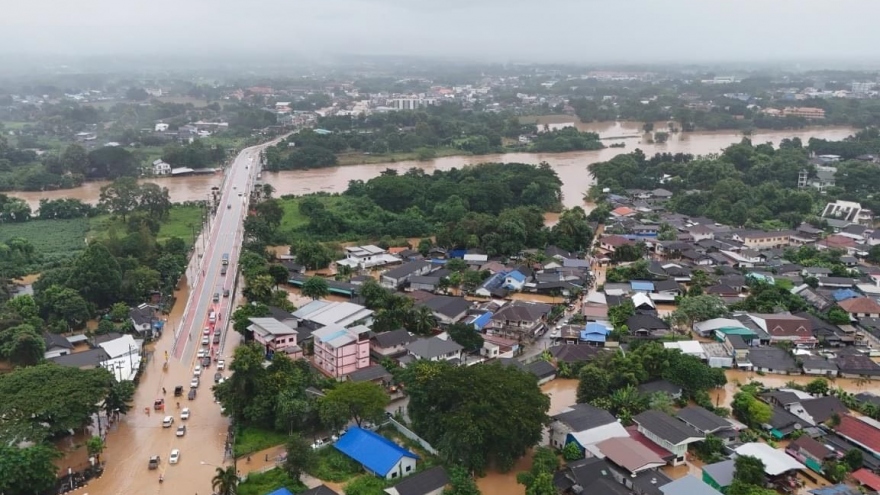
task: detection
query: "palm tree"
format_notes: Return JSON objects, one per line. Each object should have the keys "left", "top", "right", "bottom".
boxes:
{"left": 409, "top": 306, "right": 436, "bottom": 336}
{"left": 212, "top": 466, "right": 238, "bottom": 495}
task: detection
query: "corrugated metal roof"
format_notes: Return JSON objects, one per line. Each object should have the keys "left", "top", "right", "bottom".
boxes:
{"left": 333, "top": 427, "right": 418, "bottom": 476}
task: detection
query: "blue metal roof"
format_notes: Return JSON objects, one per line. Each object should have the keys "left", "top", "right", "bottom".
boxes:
{"left": 506, "top": 270, "right": 526, "bottom": 283}
{"left": 333, "top": 427, "right": 418, "bottom": 476}
{"left": 809, "top": 485, "right": 861, "bottom": 495}
{"left": 581, "top": 322, "right": 611, "bottom": 342}
{"left": 471, "top": 312, "right": 493, "bottom": 330}
{"left": 265, "top": 488, "right": 294, "bottom": 495}
{"left": 832, "top": 288, "right": 859, "bottom": 302}
{"left": 630, "top": 281, "right": 654, "bottom": 292}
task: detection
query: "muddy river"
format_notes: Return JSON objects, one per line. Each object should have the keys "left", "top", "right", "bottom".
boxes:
{"left": 10, "top": 123, "right": 855, "bottom": 211}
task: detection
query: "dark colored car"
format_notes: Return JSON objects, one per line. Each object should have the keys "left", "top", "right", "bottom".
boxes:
{"left": 188, "top": 388, "right": 196, "bottom": 400}
{"left": 214, "top": 372, "right": 222, "bottom": 383}
{"left": 213, "top": 334, "right": 221, "bottom": 344}
{"left": 148, "top": 455, "right": 160, "bottom": 470}
{"left": 174, "top": 386, "right": 183, "bottom": 397}
{"left": 223, "top": 288, "right": 230, "bottom": 298}
{"left": 201, "top": 357, "right": 211, "bottom": 368}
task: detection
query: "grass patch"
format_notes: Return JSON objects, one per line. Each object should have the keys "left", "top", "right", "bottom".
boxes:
{"left": 277, "top": 195, "right": 350, "bottom": 233}
{"left": 233, "top": 426, "right": 289, "bottom": 458}
{"left": 88, "top": 205, "right": 204, "bottom": 247}
{"left": 774, "top": 278, "right": 794, "bottom": 290}
{"left": 335, "top": 147, "right": 461, "bottom": 166}
{"left": 307, "top": 447, "right": 363, "bottom": 482}
{"left": 0, "top": 218, "right": 90, "bottom": 268}
{"left": 238, "top": 468, "right": 307, "bottom": 495}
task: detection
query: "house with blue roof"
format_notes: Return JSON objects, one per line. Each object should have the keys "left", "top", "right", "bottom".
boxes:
{"left": 464, "top": 311, "right": 493, "bottom": 330}
{"left": 333, "top": 427, "right": 419, "bottom": 480}
{"left": 503, "top": 270, "right": 527, "bottom": 291}
{"left": 832, "top": 288, "right": 859, "bottom": 302}
{"left": 630, "top": 280, "right": 654, "bottom": 293}
{"left": 580, "top": 322, "right": 612, "bottom": 345}
{"left": 475, "top": 272, "right": 508, "bottom": 298}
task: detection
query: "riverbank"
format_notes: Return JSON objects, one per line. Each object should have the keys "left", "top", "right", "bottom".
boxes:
{"left": 6, "top": 124, "right": 858, "bottom": 211}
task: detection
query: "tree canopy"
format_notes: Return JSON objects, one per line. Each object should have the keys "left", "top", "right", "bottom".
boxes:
{"left": 403, "top": 360, "right": 549, "bottom": 474}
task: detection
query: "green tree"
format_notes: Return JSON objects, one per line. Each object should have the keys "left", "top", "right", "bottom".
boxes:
{"left": 447, "top": 322, "right": 484, "bottom": 351}
{"left": 446, "top": 258, "right": 469, "bottom": 272}
{"left": 408, "top": 305, "right": 437, "bottom": 336}
{"left": 60, "top": 143, "right": 90, "bottom": 175}
{"left": 301, "top": 276, "right": 330, "bottom": 300}
{"left": 319, "top": 381, "right": 389, "bottom": 429}
{"left": 283, "top": 433, "right": 316, "bottom": 481}
{"left": 576, "top": 365, "right": 611, "bottom": 404}
{"left": 212, "top": 466, "right": 239, "bottom": 495}
{"left": 108, "top": 302, "right": 130, "bottom": 322}
{"left": 1, "top": 324, "right": 46, "bottom": 366}
{"left": 66, "top": 243, "right": 123, "bottom": 308}
{"left": 842, "top": 448, "right": 864, "bottom": 470}
{"left": 292, "top": 241, "right": 335, "bottom": 271}
{"left": 231, "top": 303, "right": 270, "bottom": 337}
{"left": 562, "top": 442, "right": 582, "bottom": 461}
{"left": 733, "top": 454, "right": 766, "bottom": 487}
{"left": 255, "top": 199, "right": 284, "bottom": 229}
{"left": 826, "top": 306, "right": 851, "bottom": 325}
{"left": 0, "top": 364, "right": 113, "bottom": 441}
{"left": 86, "top": 435, "right": 105, "bottom": 464}
{"left": 805, "top": 378, "right": 830, "bottom": 396}
{"left": 404, "top": 360, "right": 549, "bottom": 474}
{"left": 245, "top": 274, "right": 276, "bottom": 304}
{"left": 670, "top": 295, "right": 730, "bottom": 329}
{"left": 98, "top": 177, "right": 141, "bottom": 221}
{"left": 443, "top": 466, "right": 481, "bottom": 495}
{"left": 0, "top": 444, "right": 60, "bottom": 495}
{"left": 418, "top": 238, "right": 433, "bottom": 257}
{"left": 105, "top": 379, "right": 135, "bottom": 417}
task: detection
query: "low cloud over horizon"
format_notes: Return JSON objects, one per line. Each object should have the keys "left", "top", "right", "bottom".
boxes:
{"left": 4, "top": 0, "right": 880, "bottom": 64}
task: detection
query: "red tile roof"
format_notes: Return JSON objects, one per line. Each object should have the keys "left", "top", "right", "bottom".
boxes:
{"left": 601, "top": 235, "right": 634, "bottom": 248}
{"left": 838, "top": 297, "right": 880, "bottom": 315}
{"left": 853, "top": 468, "right": 880, "bottom": 491}
{"left": 836, "top": 415, "right": 880, "bottom": 454}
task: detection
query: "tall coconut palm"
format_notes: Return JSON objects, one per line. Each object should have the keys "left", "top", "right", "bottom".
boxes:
{"left": 212, "top": 466, "right": 238, "bottom": 495}
{"left": 409, "top": 305, "right": 437, "bottom": 336}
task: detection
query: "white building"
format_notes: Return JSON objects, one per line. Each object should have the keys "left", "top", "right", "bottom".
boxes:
{"left": 337, "top": 245, "right": 400, "bottom": 269}
{"left": 154, "top": 123, "right": 169, "bottom": 132}
{"left": 98, "top": 334, "right": 143, "bottom": 381}
{"left": 152, "top": 159, "right": 172, "bottom": 175}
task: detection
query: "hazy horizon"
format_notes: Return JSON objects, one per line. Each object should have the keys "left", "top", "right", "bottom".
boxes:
{"left": 4, "top": 0, "right": 880, "bottom": 66}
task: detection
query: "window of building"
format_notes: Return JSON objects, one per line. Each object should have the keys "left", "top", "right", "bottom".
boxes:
{"left": 405, "top": 465, "right": 412, "bottom": 472}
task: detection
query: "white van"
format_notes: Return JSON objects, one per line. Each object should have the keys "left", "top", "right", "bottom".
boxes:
{"left": 209, "top": 311, "right": 216, "bottom": 323}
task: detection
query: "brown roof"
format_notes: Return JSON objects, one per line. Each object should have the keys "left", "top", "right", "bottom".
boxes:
{"left": 582, "top": 304, "right": 609, "bottom": 319}
{"left": 594, "top": 437, "right": 665, "bottom": 473}
{"left": 601, "top": 235, "right": 634, "bottom": 247}
{"left": 788, "top": 435, "right": 831, "bottom": 460}
{"left": 822, "top": 235, "right": 856, "bottom": 248}
{"left": 838, "top": 297, "right": 880, "bottom": 314}
{"left": 751, "top": 314, "right": 812, "bottom": 337}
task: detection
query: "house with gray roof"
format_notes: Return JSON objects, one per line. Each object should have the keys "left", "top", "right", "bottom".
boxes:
{"left": 43, "top": 332, "right": 73, "bottom": 359}
{"left": 632, "top": 410, "right": 704, "bottom": 466}
{"left": 381, "top": 261, "right": 433, "bottom": 289}
{"left": 676, "top": 406, "right": 732, "bottom": 436}
{"left": 404, "top": 337, "right": 463, "bottom": 364}
{"left": 385, "top": 466, "right": 448, "bottom": 495}
{"left": 371, "top": 329, "right": 417, "bottom": 358}
{"left": 548, "top": 403, "right": 629, "bottom": 450}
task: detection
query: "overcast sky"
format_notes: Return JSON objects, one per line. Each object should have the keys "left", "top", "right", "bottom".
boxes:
{"left": 3, "top": 0, "right": 879, "bottom": 63}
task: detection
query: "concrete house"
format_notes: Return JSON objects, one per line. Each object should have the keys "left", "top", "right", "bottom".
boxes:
{"left": 370, "top": 329, "right": 417, "bottom": 358}
{"left": 486, "top": 301, "right": 551, "bottom": 340}
{"left": 404, "top": 337, "right": 463, "bottom": 365}
{"left": 548, "top": 403, "right": 629, "bottom": 451}
{"left": 248, "top": 317, "right": 302, "bottom": 359}
{"left": 43, "top": 332, "right": 74, "bottom": 359}
{"left": 747, "top": 313, "right": 816, "bottom": 346}
{"left": 338, "top": 245, "right": 400, "bottom": 269}
{"left": 333, "top": 427, "right": 419, "bottom": 480}
{"left": 312, "top": 324, "right": 372, "bottom": 379}
{"left": 838, "top": 297, "right": 880, "bottom": 318}
{"left": 381, "top": 261, "right": 433, "bottom": 289}
{"left": 632, "top": 410, "right": 705, "bottom": 466}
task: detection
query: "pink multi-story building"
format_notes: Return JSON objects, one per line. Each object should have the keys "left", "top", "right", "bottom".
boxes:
{"left": 312, "top": 324, "right": 372, "bottom": 379}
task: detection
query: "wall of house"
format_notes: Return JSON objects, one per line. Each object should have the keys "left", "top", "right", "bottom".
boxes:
{"left": 45, "top": 348, "right": 69, "bottom": 359}
{"left": 385, "top": 456, "right": 417, "bottom": 480}
{"left": 637, "top": 426, "right": 687, "bottom": 465}
{"left": 371, "top": 342, "right": 408, "bottom": 356}
{"left": 548, "top": 422, "right": 572, "bottom": 448}
{"left": 803, "top": 367, "right": 837, "bottom": 377}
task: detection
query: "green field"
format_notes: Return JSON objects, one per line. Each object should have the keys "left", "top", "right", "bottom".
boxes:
{"left": 0, "top": 218, "right": 91, "bottom": 267}
{"left": 238, "top": 468, "right": 306, "bottom": 495}
{"left": 233, "top": 426, "right": 289, "bottom": 457}
{"left": 278, "top": 195, "right": 349, "bottom": 232}
{"left": 335, "top": 146, "right": 460, "bottom": 166}
{"left": 88, "top": 204, "right": 204, "bottom": 246}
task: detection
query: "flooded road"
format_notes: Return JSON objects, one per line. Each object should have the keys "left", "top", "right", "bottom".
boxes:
{"left": 77, "top": 244, "right": 242, "bottom": 495}
{"left": 10, "top": 124, "right": 855, "bottom": 211}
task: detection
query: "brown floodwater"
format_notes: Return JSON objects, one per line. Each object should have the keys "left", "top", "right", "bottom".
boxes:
{"left": 9, "top": 124, "right": 855, "bottom": 211}
{"left": 70, "top": 280, "right": 235, "bottom": 495}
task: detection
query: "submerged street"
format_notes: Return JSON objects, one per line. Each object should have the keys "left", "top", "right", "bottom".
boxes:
{"left": 84, "top": 142, "right": 270, "bottom": 495}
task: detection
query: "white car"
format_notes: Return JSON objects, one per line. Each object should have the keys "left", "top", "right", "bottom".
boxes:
{"left": 197, "top": 349, "right": 208, "bottom": 358}
{"left": 162, "top": 416, "right": 174, "bottom": 428}
{"left": 169, "top": 449, "right": 181, "bottom": 464}
{"left": 203, "top": 327, "right": 210, "bottom": 336}
{"left": 180, "top": 408, "right": 190, "bottom": 420}
{"left": 190, "top": 378, "right": 200, "bottom": 388}
{"left": 176, "top": 425, "right": 187, "bottom": 437}
{"left": 217, "top": 359, "right": 225, "bottom": 370}
{"left": 201, "top": 336, "right": 209, "bottom": 346}
{"left": 193, "top": 365, "right": 202, "bottom": 377}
